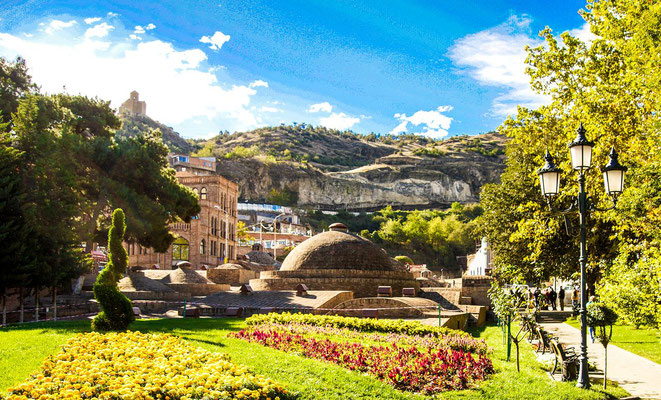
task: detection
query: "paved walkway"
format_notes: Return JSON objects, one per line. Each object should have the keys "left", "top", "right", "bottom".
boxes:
{"left": 540, "top": 322, "right": 661, "bottom": 399}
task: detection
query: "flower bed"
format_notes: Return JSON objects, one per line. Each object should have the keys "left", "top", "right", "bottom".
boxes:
{"left": 245, "top": 312, "right": 468, "bottom": 337}
{"left": 232, "top": 322, "right": 493, "bottom": 394}
{"left": 252, "top": 321, "right": 489, "bottom": 355}
{"left": 5, "top": 331, "right": 294, "bottom": 400}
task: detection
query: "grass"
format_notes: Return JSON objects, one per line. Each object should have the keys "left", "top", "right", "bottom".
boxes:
{"left": 0, "top": 318, "right": 629, "bottom": 399}
{"left": 565, "top": 317, "right": 661, "bottom": 365}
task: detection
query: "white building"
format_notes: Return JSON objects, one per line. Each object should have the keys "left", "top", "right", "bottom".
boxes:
{"left": 466, "top": 237, "right": 491, "bottom": 276}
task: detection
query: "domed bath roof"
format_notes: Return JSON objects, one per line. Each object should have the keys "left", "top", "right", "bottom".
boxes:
{"left": 280, "top": 229, "right": 394, "bottom": 271}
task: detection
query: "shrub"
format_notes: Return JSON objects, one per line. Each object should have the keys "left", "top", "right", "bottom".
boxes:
{"left": 6, "top": 332, "right": 294, "bottom": 399}
{"left": 245, "top": 312, "right": 468, "bottom": 337}
{"left": 92, "top": 209, "right": 134, "bottom": 331}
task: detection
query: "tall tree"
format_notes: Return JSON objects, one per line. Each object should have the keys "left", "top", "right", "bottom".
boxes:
{"left": 480, "top": 0, "right": 661, "bottom": 326}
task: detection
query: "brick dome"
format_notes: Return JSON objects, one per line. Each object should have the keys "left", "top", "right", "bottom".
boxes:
{"left": 280, "top": 230, "right": 394, "bottom": 271}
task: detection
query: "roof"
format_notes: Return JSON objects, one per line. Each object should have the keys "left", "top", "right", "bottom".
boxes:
{"left": 162, "top": 268, "right": 211, "bottom": 284}
{"left": 245, "top": 251, "right": 278, "bottom": 266}
{"left": 280, "top": 230, "right": 395, "bottom": 272}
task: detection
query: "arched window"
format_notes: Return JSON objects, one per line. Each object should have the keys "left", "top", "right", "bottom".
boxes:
{"left": 193, "top": 188, "right": 199, "bottom": 196}
{"left": 172, "top": 237, "right": 189, "bottom": 261}
{"left": 200, "top": 187, "right": 207, "bottom": 200}
{"left": 200, "top": 239, "right": 206, "bottom": 255}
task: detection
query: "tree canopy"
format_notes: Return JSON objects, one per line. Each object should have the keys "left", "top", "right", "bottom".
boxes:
{"left": 479, "top": 0, "right": 661, "bottom": 327}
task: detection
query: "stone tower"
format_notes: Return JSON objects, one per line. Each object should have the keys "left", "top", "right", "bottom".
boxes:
{"left": 119, "top": 90, "right": 147, "bottom": 116}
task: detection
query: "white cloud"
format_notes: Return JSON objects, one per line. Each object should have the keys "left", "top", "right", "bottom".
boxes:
{"left": 249, "top": 80, "right": 268, "bottom": 88}
{"left": 84, "top": 17, "right": 102, "bottom": 25}
{"left": 200, "top": 31, "right": 230, "bottom": 51}
{"left": 84, "top": 22, "right": 114, "bottom": 39}
{"left": 145, "top": 23, "right": 156, "bottom": 30}
{"left": 44, "top": 19, "right": 77, "bottom": 35}
{"left": 0, "top": 22, "right": 263, "bottom": 133}
{"left": 319, "top": 112, "right": 360, "bottom": 130}
{"left": 568, "top": 22, "right": 596, "bottom": 44}
{"left": 133, "top": 23, "right": 156, "bottom": 35}
{"left": 449, "top": 15, "right": 548, "bottom": 116}
{"left": 390, "top": 106, "right": 453, "bottom": 139}
{"left": 129, "top": 34, "right": 141, "bottom": 41}
{"left": 260, "top": 106, "right": 282, "bottom": 113}
{"left": 308, "top": 102, "right": 333, "bottom": 113}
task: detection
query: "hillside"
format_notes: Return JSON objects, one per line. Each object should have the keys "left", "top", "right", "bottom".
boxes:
{"left": 116, "top": 112, "right": 193, "bottom": 154}
{"left": 189, "top": 124, "right": 508, "bottom": 210}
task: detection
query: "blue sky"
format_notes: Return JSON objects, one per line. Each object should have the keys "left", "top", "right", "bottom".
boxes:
{"left": 0, "top": 0, "right": 590, "bottom": 139}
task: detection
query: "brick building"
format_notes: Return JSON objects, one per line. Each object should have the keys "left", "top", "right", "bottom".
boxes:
{"left": 127, "top": 156, "right": 239, "bottom": 270}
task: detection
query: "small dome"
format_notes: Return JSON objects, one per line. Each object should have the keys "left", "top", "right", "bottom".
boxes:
{"left": 216, "top": 263, "right": 245, "bottom": 270}
{"left": 280, "top": 230, "right": 394, "bottom": 271}
{"left": 162, "top": 268, "right": 210, "bottom": 284}
{"left": 246, "top": 251, "right": 278, "bottom": 266}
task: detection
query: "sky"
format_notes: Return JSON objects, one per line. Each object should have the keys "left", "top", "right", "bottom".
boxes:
{"left": 0, "top": 0, "right": 591, "bottom": 139}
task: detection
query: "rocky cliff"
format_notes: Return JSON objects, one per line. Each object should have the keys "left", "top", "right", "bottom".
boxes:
{"left": 199, "top": 126, "right": 507, "bottom": 210}
{"left": 117, "top": 119, "right": 507, "bottom": 210}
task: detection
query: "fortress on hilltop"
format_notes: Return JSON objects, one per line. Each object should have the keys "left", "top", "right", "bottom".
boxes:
{"left": 119, "top": 90, "right": 147, "bottom": 116}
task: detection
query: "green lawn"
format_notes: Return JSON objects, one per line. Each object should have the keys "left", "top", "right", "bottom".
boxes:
{"left": 0, "top": 318, "right": 629, "bottom": 399}
{"left": 565, "top": 317, "right": 661, "bottom": 365}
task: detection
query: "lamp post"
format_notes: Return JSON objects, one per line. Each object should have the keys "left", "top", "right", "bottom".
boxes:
{"left": 273, "top": 213, "right": 287, "bottom": 260}
{"left": 537, "top": 123, "right": 627, "bottom": 389}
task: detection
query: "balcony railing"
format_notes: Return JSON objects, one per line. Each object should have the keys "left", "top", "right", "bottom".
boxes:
{"left": 171, "top": 223, "right": 191, "bottom": 231}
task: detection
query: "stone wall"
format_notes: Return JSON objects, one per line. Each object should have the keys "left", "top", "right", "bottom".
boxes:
{"left": 207, "top": 268, "right": 257, "bottom": 285}
{"left": 461, "top": 275, "right": 493, "bottom": 307}
{"left": 250, "top": 269, "right": 419, "bottom": 298}
{"left": 331, "top": 297, "right": 438, "bottom": 318}
{"left": 164, "top": 283, "right": 229, "bottom": 295}
{"left": 121, "top": 291, "right": 192, "bottom": 301}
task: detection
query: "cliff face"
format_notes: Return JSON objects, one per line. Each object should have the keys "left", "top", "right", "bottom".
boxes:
{"left": 119, "top": 119, "right": 507, "bottom": 210}
{"left": 209, "top": 131, "right": 506, "bottom": 210}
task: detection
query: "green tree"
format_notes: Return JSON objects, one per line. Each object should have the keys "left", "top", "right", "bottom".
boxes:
{"left": 92, "top": 209, "right": 134, "bottom": 331}
{"left": 480, "top": 1, "right": 661, "bottom": 320}
{"left": 0, "top": 129, "right": 32, "bottom": 324}
{"left": 0, "top": 57, "right": 37, "bottom": 127}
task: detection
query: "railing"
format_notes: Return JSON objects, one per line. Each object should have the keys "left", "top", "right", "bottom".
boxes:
{"left": 171, "top": 223, "right": 191, "bottom": 231}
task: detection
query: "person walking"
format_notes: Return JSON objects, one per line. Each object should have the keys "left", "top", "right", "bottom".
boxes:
{"left": 558, "top": 287, "right": 566, "bottom": 311}
{"left": 549, "top": 287, "right": 558, "bottom": 311}
{"left": 571, "top": 287, "right": 579, "bottom": 315}
{"left": 586, "top": 295, "right": 597, "bottom": 343}
{"left": 534, "top": 288, "right": 541, "bottom": 309}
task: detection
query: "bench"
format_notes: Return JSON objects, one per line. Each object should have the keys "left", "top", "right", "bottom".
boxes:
{"left": 181, "top": 306, "right": 200, "bottom": 318}
{"left": 535, "top": 326, "right": 557, "bottom": 354}
{"left": 258, "top": 307, "right": 275, "bottom": 314}
{"left": 550, "top": 339, "right": 578, "bottom": 381}
{"left": 132, "top": 307, "right": 141, "bottom": 317}
{"left": 377, "top": 286, "right": 392, "bottom": 297}
{"left": 402, "top": 287, "right": 416, "bottom": 297}
{"left": 362, "top": 309, "right": 378, "bottom": 319}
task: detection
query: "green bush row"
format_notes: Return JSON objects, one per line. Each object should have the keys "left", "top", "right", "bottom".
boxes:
{"left": 245, "top": 312, "right": 468, "bottom": 337}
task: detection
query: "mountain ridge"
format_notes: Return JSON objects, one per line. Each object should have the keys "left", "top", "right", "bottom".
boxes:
{"left": 117, "top": 118, "right": 508, "bottom": 210}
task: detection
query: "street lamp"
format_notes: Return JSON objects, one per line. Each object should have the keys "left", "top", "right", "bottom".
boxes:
{"left": 537, "top": 123, "right": 627, "bottom": 389}
{"left": 273, "top": 213, "right": 287, "bottom": 260}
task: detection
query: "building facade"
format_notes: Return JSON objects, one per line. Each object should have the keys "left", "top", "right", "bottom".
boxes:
{"left": 127, "top": 156, "right": 239, "bottom": 270}
{"left": 236, "top": 202, "right": 312, "bottom": 258}
{"left": 119, "top": 90, "right": 147, "bottom": 116}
